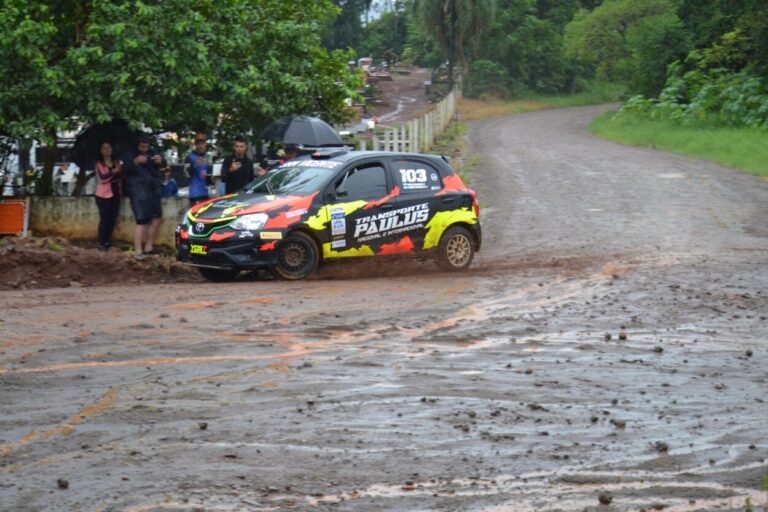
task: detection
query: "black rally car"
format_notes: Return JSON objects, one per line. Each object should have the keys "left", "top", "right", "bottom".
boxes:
{"left": 176, "top": 150, "right": 481, "bottom": 281}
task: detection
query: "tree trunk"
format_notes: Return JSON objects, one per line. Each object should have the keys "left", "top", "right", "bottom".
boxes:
{"left": 72, "top": 170, "right": 94, "bottom": 196}
{"left": 39, "top": 130, "right": 57, "bottom": 196}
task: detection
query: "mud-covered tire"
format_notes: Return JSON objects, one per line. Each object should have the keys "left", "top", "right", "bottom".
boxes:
{"left": 197, "top": 267, "right": 240, "bottom": 282}
{"left": 272, "top": 231, "right": 319, "bottom": 280}
{"left": 436, "top": 226, "right": 475, "bottom": 272}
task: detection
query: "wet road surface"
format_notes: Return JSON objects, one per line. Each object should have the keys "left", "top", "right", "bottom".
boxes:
{"left": 2, "top": 105, "right": 768, "bottom": 511}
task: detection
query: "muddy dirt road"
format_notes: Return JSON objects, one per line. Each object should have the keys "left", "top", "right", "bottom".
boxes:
{"left": 2, "top": 105, "right": 768, "bottom": 511}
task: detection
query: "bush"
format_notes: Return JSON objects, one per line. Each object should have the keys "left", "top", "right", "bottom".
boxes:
{"left": 464, "top": 60, "right": 510, "bottom": 98}
{"left": 617, "top": 67, "right": 768, "bottom": 129}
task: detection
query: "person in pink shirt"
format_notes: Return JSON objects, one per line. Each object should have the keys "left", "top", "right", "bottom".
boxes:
{"left": 94, "top": 141, "right": 122, "bottom": 251}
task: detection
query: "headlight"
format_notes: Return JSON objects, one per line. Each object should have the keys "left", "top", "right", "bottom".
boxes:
{"left": 231, "top": 213, "right": 269, "bottom": 231}
{"left": 180, "top": 209, "right": 192, "bottom": 227}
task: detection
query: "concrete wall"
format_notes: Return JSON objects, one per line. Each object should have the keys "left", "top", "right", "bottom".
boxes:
{"left": 29, "top": 197, "right": 189, "bottom": 248}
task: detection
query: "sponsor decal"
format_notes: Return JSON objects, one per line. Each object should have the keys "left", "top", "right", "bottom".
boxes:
{"left": 190, "top": 244, "right": 208, "bottom": 255}
{"left": 281, "top": 159, "right": 341, "bottom": 169}
{"left": 304, "top": 200, "right": 367, "bottom": 231}
{"left": 353, "top": 203, "right": 429, "bottom": 241}
{"left": 215, "top": 200, "right": 246, "bottom": 209}
{"left": 398, "top": 168, "right": 429, "bottom": 190}
{"left": 238, "top": 230, "right": 255, "bottom": 239}
{"left": 285, "top": 208, "right": 308, "bottom": 219}
{"left": 330, "top": 207, "right": 345, "bottom": 219}
{"left": 260, "top": 231, "right": 283, "bottom": 240}
{"left": 331, "top": 218, "right": 346, "bottom": 236}
{"left": 331, "top": 239, "right": 346, "bottom": 249}
{"left": 430, "top": 172, "right": 439, "bottom": 182}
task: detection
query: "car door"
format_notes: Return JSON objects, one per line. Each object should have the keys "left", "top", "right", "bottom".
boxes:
{"left": 388, "top": 157, "right": 445, "bottom": 250}
{"left": 324, "top": 159, "right": 397, "bottom": 256}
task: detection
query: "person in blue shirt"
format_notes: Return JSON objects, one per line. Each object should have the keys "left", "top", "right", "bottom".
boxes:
{"left": 184, "top": 133, "right": 211, "bottom": 206}
{"left": 160, "top": 166, "right": 179, "bottom": 197}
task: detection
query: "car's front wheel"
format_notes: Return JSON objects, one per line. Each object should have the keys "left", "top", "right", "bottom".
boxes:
{"left": 272, "top": 232, "right": 319, "bottom": 280}
{"left": 198, "top": 267, "right": 240, "bottom": 282}
{"left": 436, "top": 226, "right": 475, "bottom": 271}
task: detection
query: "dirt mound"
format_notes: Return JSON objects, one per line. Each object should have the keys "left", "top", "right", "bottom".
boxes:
{"left": 0, "top": 237, "right": 201, "bottom": 290}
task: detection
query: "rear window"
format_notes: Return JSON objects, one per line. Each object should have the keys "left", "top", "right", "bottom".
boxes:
{"left": 392, "top": 160, "right": 443, "bottom": 193}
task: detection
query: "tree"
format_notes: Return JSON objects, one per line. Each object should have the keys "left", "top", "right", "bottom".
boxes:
{"left": 0, "top": 0, "right": 360, "bottom": 195}
{"left": 414, "top": 0, "right": 496, "bottom": 89}
{"left": 563, "top": 0, "right": 689, "bottom": 95}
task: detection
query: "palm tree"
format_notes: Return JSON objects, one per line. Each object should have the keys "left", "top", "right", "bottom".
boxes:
{"left": 415, "top": 0, "right": 495, "bottom": 89}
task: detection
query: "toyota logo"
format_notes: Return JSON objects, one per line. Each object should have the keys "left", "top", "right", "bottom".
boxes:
{"left": 195, "top": 223, "right": 205, "bottom": 233}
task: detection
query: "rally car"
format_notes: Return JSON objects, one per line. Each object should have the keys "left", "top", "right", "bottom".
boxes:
{"left": 175, "top": 150, "right": 481, "bottom": 281}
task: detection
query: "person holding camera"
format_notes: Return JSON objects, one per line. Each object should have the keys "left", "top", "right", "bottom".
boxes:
{"left": 184, "top": 133, "right": 211, "bottom": 206}
{"left": 221, "top": 135, "right": 262, "bottom": 194}
{"left": 122, "top": 135, "right": 166, "bottom": 258}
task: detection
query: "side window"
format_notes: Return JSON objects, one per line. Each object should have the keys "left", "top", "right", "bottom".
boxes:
{"left": 337, "top": 163, "right": 388, "bottom": 200}
{"left": 392, "top": 160, "right": 442, "bottom": 193}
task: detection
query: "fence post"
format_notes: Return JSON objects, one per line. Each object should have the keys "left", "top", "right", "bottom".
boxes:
{"left": 358, "top": 138, "right": 367, "bottom": 151}
{"left": 372, "top": 132, "right": 379, "bottom": 152}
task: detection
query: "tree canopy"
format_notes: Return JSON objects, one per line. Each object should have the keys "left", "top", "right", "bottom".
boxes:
{"left": 0, "top": 0, "right": 360, "bottom": 192}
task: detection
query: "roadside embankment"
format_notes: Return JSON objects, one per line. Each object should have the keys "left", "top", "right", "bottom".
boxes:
{"left": 591, "top": 111, "right": 768, "bottom": 177}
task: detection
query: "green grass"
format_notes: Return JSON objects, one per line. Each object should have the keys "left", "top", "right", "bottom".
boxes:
{"left": 459, "top": 82, "right": 625, "bottom": 121}
{"left": 591, "top": 111, "right": 768, "bottom": 176}
{"left": 526, "top": 81, "right": 626, "bottom": 108}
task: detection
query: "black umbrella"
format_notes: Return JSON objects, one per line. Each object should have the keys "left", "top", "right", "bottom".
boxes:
{"left": 260, "top": 116, "right": 342, "bottom": 147}
{"left": 71, "top": 119, "right": 141, "bottom": 170}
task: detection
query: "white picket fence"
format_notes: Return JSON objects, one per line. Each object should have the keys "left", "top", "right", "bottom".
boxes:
{"left": 359, "top": 89, "right": 458, "bottom": 153}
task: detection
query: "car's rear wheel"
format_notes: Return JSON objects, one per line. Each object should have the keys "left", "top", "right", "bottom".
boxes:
{"left": 436, "top": 226, "right": 475, "bottom": 271}
{"left": 198, "top": 267, "right": 240, "bottom": 282}
{"left": 272, "top": 232, "right": 319, "bottom": 280}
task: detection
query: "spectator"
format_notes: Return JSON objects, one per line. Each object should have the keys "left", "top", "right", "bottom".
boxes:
{"left": 122, "top": 135, "right": 165, "bottom": 258}
{"left": 221, "top": 135, "right": 260, "bottom": 194}
{"left": 55, "top": 161, "right": 79, "bottom": 196}
{"left": 268, "top": 143, "right": 300, "bottom": 171}
{"left": 94, "top": 142, "right": 122, "bottom": 251}
{"left": 159, "top": 166, "right": 179, "bottom": 197}
{"left": 284, "top": 143, "right": 300, "bottom": 162}
{"left": 184, "top": 133, "right": 211, "bottom": 205}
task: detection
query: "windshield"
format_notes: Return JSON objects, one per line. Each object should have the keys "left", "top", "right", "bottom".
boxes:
{"left": 243, "top": 166, "right": 335, "bottom": 196}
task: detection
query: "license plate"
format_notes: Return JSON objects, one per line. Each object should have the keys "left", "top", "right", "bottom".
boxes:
{"left": 190, "top": 244, "right": 208, "bottom": 256}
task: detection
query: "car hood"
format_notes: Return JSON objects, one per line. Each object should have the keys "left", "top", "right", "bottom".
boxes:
{"left": 188, "top": 191, "right": 319, "bottom": 229}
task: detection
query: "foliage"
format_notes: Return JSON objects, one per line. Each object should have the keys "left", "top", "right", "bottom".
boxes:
{"left": 0, "top": 0, "right": 361, "bottom": 194}
{"left": 618, "top": 64, "right": 768, "bottom": 130}
{"left": 358, "top": 7, "right": 408, "bottom": 62}
{"left": 414, "top": 0, "right": 496, "bottom": 87}
{"left": 563, "top": 0, "right": 690, "bottom": 96}
{"left": 464, "top": 60, "right": 510, "bottom": 98}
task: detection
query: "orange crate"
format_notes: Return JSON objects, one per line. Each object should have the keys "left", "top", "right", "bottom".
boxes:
{"left": 0, "top": 199, "right": 29, "bottom": 235}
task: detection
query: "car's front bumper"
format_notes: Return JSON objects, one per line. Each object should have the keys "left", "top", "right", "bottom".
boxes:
{"left": 176, "top": 239, "right": 279, "bottom": 270}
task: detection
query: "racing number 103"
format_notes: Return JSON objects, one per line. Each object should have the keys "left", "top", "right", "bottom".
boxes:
{"left": 400, "top": 168, "right": 427, "bottom": 183}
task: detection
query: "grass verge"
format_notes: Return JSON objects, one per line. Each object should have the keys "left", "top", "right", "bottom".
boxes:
{"left": 591, "top": 111, "right": 768, "bottom": 176}
{"left": 458, "top": 82, "right": 624, "bottom": 121}
{"left": 427, "top": 121, "right": 478, "bottom": 184}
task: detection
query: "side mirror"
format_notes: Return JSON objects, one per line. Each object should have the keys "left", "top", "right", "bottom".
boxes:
{"left": 336, "top": 186, "right": 348, "bottom": 198}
